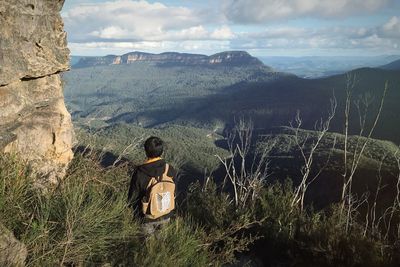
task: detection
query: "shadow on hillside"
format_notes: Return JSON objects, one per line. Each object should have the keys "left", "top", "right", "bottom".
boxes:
{"left": 101, "top": 69, "right": 399, "bottom": 144}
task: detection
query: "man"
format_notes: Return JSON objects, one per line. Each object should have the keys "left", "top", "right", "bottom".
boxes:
{"left": 128, "top": 136, "right": 177, "bottom": 235}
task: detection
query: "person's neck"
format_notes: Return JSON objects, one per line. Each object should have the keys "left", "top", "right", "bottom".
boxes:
{"left": 145, "top": 157, "right": 162, "bottom": 164}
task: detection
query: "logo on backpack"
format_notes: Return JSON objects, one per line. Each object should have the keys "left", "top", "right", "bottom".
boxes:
{"left": 156, "top": 192, "right": 171, "bottom": 212}
{"left": 141, "top": 164, "right": 175, "bottom": 219}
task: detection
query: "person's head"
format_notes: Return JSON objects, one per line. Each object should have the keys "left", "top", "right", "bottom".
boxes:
{"left": 144, "top": 136, "right": 164, "bottom": 158}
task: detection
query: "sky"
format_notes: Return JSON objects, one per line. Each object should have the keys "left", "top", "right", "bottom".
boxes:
{"left": 61, "top": 0, "right": 400, "bottom": 57}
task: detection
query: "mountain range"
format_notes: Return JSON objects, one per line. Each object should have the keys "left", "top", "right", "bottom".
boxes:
{"left": 73, "top": 51, "right": 265, "bottom": 68}
{"left": 260, "top": 55, "right": 400, "bottom": 78}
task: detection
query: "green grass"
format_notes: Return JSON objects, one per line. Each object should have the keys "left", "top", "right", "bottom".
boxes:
{"left": 134, "top": 217, "right": 210, "bottom": 267}
{"left": 0, "top": 153, "right": 215, "bottom": 266}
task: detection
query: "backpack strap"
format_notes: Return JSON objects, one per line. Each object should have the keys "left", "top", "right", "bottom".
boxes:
{"left": 163, "top": 164, "right": 169, "bottom": 176}
{"left": 158, "top": 164, "right": 169, "bottom": 181}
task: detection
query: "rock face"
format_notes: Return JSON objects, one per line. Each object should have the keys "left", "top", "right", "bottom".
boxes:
{"left": 74, "top": 51, "right": 265, "bottom": 68}
{"left": 0, "top": 0, "right": 74, "bottom": 185}
{"left": 0, "top": 223, "right": 28, "bottom": 267}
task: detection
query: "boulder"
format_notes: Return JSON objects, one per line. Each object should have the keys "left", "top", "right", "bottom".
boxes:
{"left": 0, "top": 0, "right": 74, "bottom": 185}
{"left": 0, "top": 224, "right": 27, "bottom": 267}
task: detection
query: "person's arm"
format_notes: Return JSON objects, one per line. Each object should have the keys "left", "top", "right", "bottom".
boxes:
{"left": 127, "top": 169, "right": 138, "bottom": 208}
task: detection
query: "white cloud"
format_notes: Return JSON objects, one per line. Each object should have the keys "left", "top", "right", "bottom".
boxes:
{"left": 64, "top": 0, "right": 224, "bottom": 42}
{"left": 165, "top": 26, "right": 209, "bottom": 41}
{"left": 223, "top": 0, "right": 394, "bottom": 23}
{"left": 210, "top": 26, "right": 236, "bottom": 40}
{"left": 231, "top": 16, "right": 400, "bottom": 53}
{"left": 379, "top": 16, "right": 400, "bottom": 38}
{"left": 91, "top": 26, "right": 131, "bottom": 39}
{"left": 70, "top": 41, "right": 170, "bottom": 51}
{"left": 63, "top": 1, "right": 400, "bottom": 56}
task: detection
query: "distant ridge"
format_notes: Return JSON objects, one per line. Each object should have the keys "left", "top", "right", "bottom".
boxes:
{"left": 73, "top": 51, "right": 264, "bottom": 68}
{"left": 379, "top": 59, "right": 400, "bottom": 70}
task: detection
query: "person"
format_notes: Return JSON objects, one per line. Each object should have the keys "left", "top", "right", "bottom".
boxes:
{"left": 128, "top": 136, "right": 177, "bottom": 235}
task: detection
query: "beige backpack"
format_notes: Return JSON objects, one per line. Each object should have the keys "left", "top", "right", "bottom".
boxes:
{"left": 141, "top": 164, "right": 175, "bottom": 219}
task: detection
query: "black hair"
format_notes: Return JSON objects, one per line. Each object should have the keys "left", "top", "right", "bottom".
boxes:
{"left": 144, "top": 136, "right": 164, "bottom": 158}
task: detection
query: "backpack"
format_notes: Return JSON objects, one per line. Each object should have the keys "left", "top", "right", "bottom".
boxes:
{"left": 141, "top": 164, "right": 175, "bottom": 219}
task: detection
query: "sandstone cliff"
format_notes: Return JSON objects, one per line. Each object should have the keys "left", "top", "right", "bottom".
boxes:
{"left": 0, "top": 0, "right": 74, "bottom": 185}
{"left": 74, "top": 51, "right": 266, "bottom": 68}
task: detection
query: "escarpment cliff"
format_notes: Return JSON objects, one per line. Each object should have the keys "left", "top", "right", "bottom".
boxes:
{"left": 74, "top": 51, "right": 266, "bottom": 68}
{"left": 0, "top": 0, "right": 74, "bottom": 185}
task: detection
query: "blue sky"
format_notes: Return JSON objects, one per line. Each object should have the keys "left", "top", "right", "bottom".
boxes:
{"left": 61, "top": 0, "right": 400, "bottom": 57}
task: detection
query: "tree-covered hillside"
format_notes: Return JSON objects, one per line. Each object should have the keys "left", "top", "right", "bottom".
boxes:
{"left": 184, "top": 67, "right": 400, "bottom": 143}
{"left": 64, "top": 63, "right": 400, "bottom": 144}
{"left": 63, "top": 62, "right": 283, "bottom": 127}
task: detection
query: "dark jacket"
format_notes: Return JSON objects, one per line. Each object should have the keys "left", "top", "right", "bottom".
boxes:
{"left": 128, "top": 159, "right": 176, "bottom": 222}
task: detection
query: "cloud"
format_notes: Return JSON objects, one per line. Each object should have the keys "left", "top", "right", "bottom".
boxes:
{"left": 90, "top": 26, "right": 131, "bottom": 39}
{"left": 244, "top": 27, "right": 310, "bottom": 39}
{"left": 231, "top": 17, "right": 400, "bottom": 52}
{"left": 64, "top": 0, "right": 226, "bottom": 43}
{"left": 64, "top": 1, "right": 400, "bottom": 56}
{"left": 211, "top": 26, "right": 236, "bottom": 40}
{"left": 379, "top": 16, "right": 400, "bottom": 38}
{"left": 223, "top": 0, "right": 394, "bottom": 23}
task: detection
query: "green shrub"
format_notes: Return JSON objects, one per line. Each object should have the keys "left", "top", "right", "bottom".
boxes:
{"left": 133, "top": 217, "right": 211, "bottom": 267}
{"left": 185, "top": 180, "right": 262, "bottom": 264}
{"left": 254, "top": 185, "right": 395, "bottom": 267}
{"left": 1, "top": 152, "right": 399, "bottom": 266}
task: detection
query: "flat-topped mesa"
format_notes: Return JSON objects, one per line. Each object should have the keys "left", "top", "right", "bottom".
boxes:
{"left": 74, "top": 51, "right": 264, "bottom": 68}
{"left": 0, "top": 0, "right": 74, "bottom": 186}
